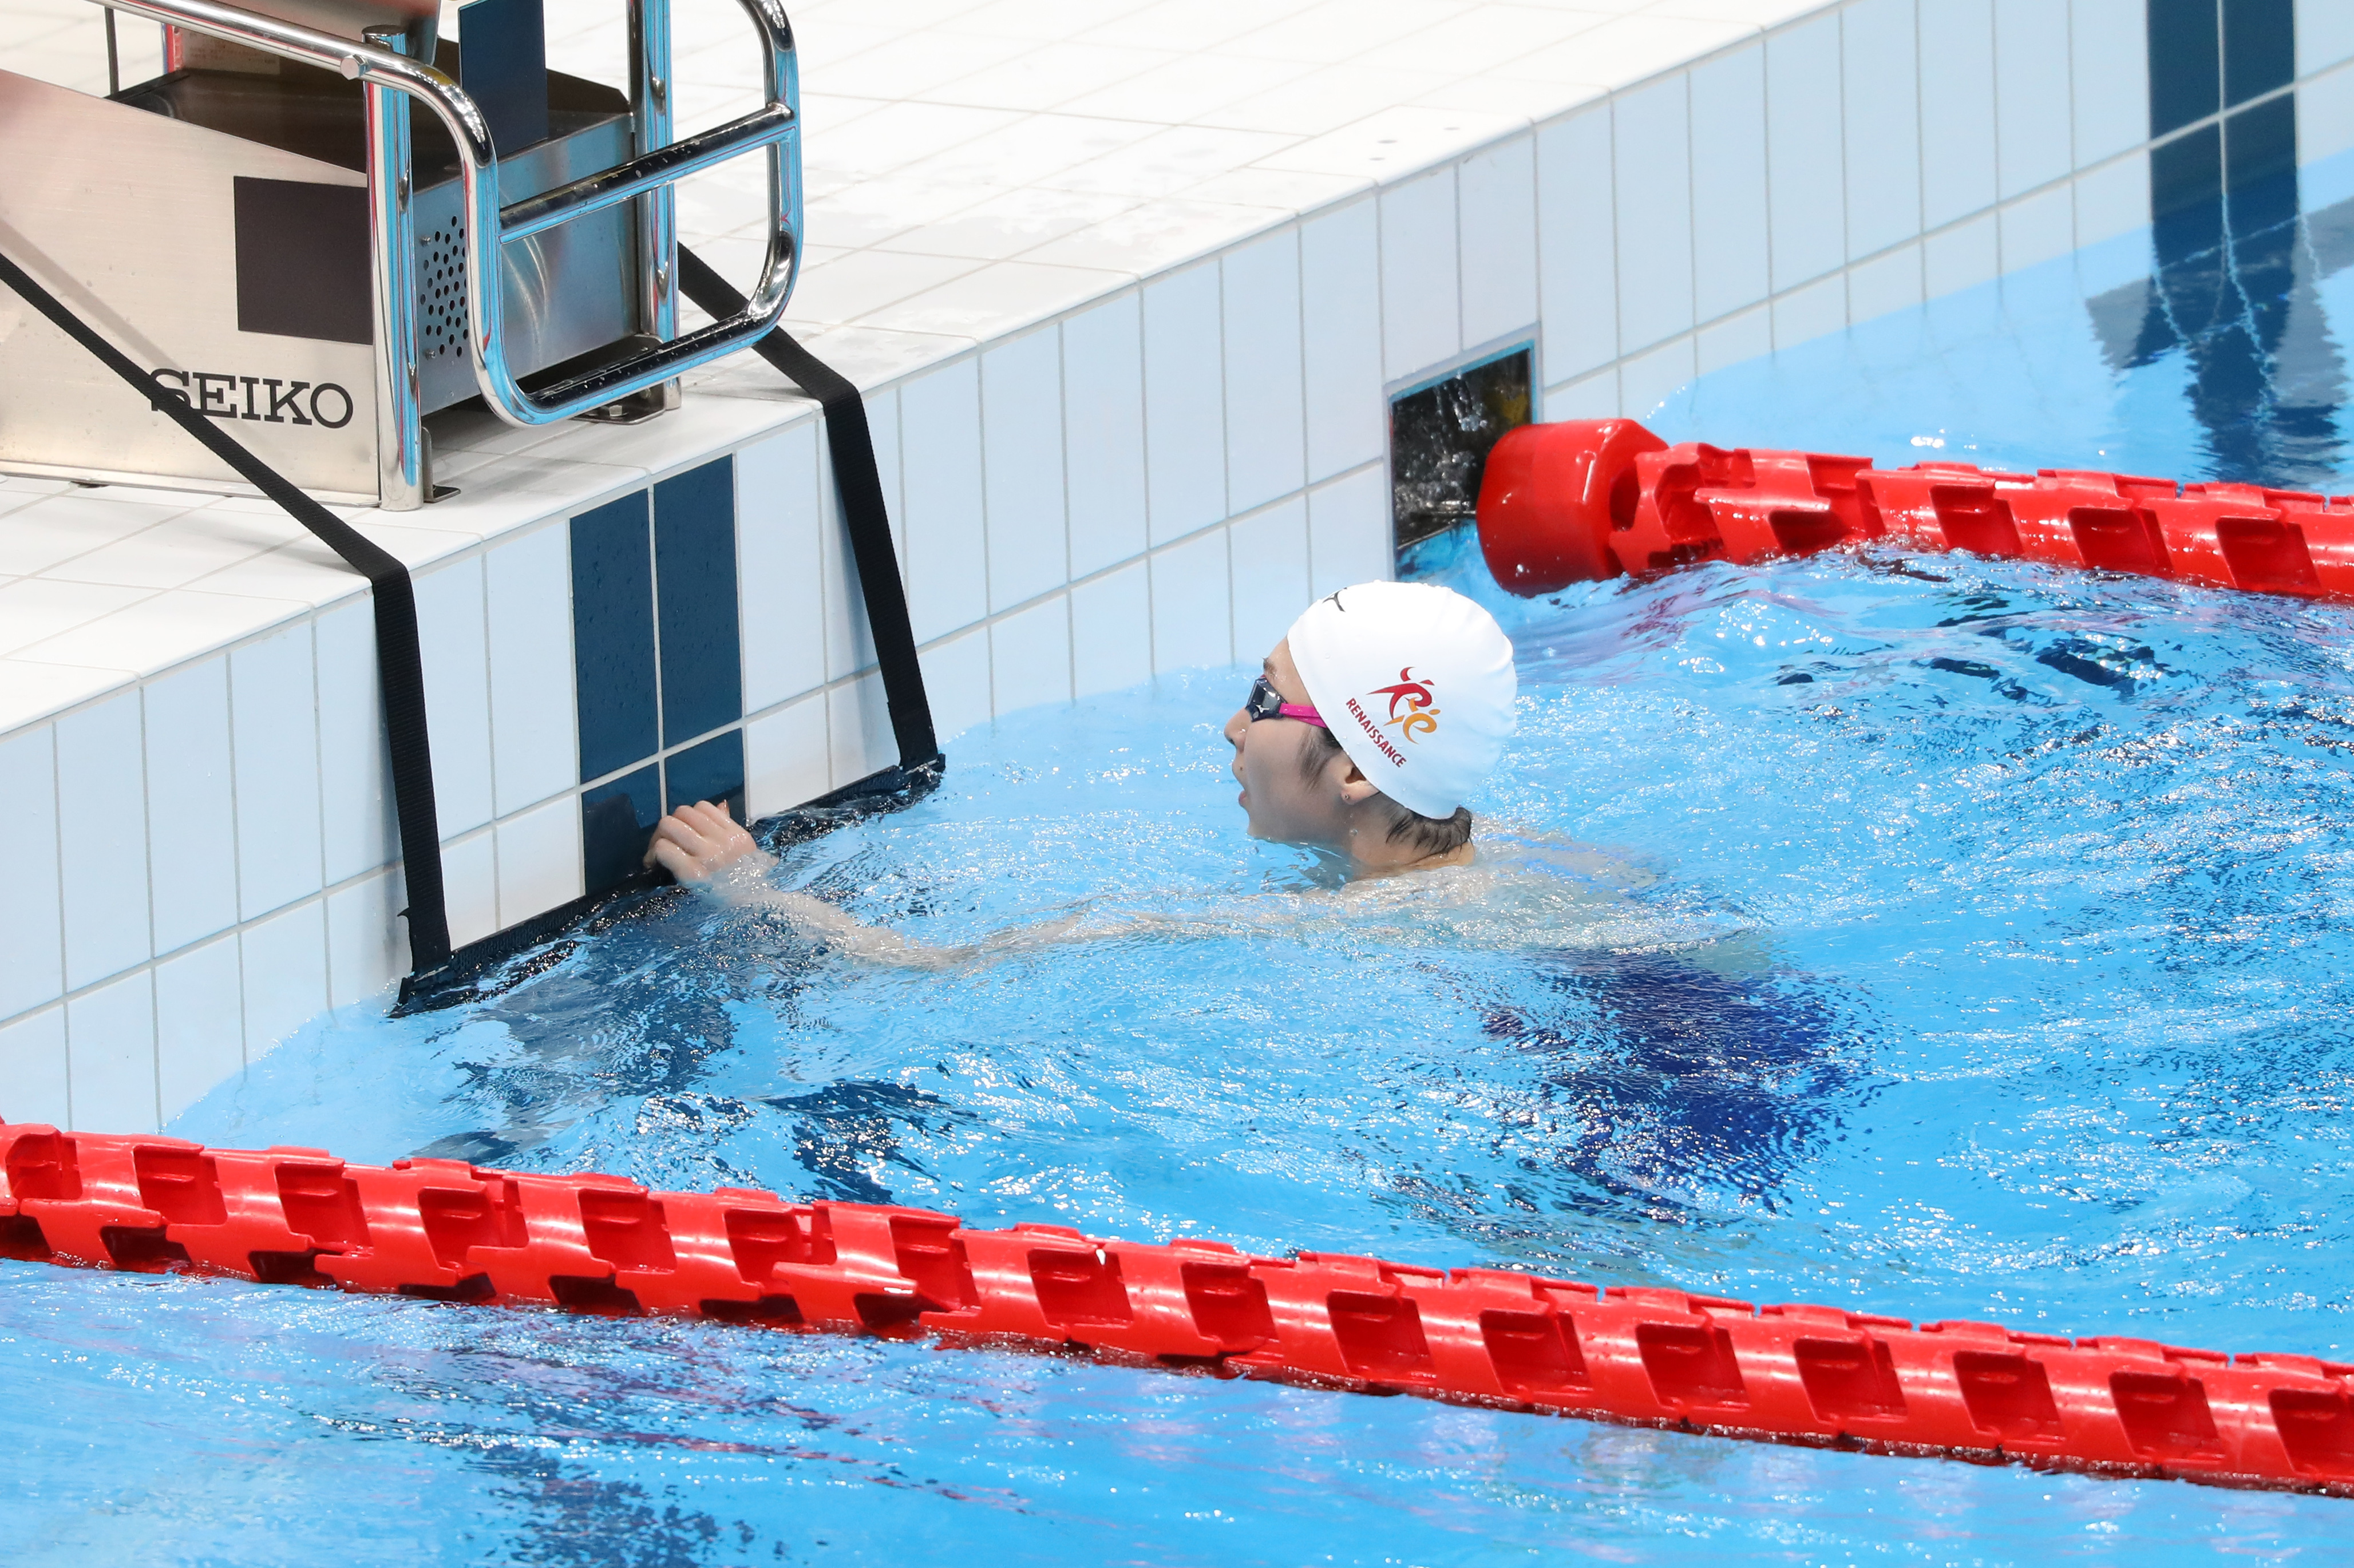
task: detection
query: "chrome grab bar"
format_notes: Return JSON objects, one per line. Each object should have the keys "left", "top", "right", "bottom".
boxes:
{"left": 94, "top": 0, "right": 801, "bottom": 439}
{"left": 499, "top": 102, "right": 796, "bottom": 242}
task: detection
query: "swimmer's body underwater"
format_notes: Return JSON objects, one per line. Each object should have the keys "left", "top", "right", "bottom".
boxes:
{"left": 640, "top": 581, "right": 1520, "bottom": 963}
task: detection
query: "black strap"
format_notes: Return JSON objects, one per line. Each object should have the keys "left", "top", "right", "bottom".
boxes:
{"left": 677, "top": 246, "right": 939, "bottom": 771}
{"left": 0, "top": 247, "right": 453, "bottom": 971}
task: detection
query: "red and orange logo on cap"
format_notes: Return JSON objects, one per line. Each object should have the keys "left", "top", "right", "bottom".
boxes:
{"left": 1370, "top": 667, "right": 1439, "bottom": 742}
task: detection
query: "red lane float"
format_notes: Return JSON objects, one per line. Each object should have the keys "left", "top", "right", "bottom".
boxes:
{"left": 1474, "top": 418, "right": 2354, "bottom": 599}
{"left": 5, "top": 1121, "right": 2352, "bottom": 1496}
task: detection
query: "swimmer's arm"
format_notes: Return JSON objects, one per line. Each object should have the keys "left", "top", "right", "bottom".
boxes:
{"left": 644, "top": 801, "right": 968, "bottom": 968}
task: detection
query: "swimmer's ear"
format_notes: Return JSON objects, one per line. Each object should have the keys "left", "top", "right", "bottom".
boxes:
{"left": 1336, "top": 763, "right": 1380, "bottom": 806}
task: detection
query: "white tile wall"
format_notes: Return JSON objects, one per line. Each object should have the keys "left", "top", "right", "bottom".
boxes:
{"left": 155, "top": 937, "right": 243, "bottom": 1124}
{"left": 144, "top": 656, "right": 238, "bottom": 956}
{"left": 901, "top": 357, "right": 990, "bottom": 642}
{"left": 1552, "top": 363, "right": 1621, "bottom": 417}
{"left": 326, "top": 869, "right": 405, "bottom": 1011}
{"left": 1379, "top": 167, "right": 1463, "bottom": 381}
{"left": 440, "top": 829, "right": 499, "bottom": 952}
{"left": 1690, "top": 46, "right": 1771, "bottom": 324}
{"left": 1537, "top": 105, "right": 1618, "bottom": 385}
{"left": 826, "top": 671, "right": 896, "bottom": 786}
{"left": 240, "top": 897, "right": 327, "bottom": 1063}
{"left": 495, "top": 795, "right": 583, "bottom": 926}
{"left": 1846, "top": 243, "right": 1924, "bottom": 324}
{"left": 66, "top": 971, "right": 154, "bottom": 1134}
{"left": 1150, "top": 525, "right": 1235, "bottom": 674}
{"left": 1300, "top": 200, "right": 1385, "bottom": 481}
{"left": 990, "top": 595, "right": 1074, "bottom": 713}
{"left": 738, "top": 423, "right": 830, "bottom": 714}
{"left": 1229, "top": 496, "right": 1312, "bottom": 659}
{"left": 56, "top": 692, "right": 149, "bottom": 992}
{"left": 1143, "top": 263, "right": 1231, "bottom": 543}
{"left": 1925, "top": 211, "right": 2002, "bottom": 299}
{"left": 414, "top": 560, "right": 494, "bottom": 838}
{"left": 230, "top": 625, "right": 323, "bottom": 921}
{"left": 745, "top": 690, "right": 833, "bottom": 819}
{"left": 1993, "top": 0, "right": 2074, "bottom": 201}
{"left": 1, "top": 1005, "right": 71, "bottom": 1128}
{"left": 1920, "top": 0, "right": 2000, "bottom": 231}
{"left": 2303, "top": 63, "right": 2354, "bottom": 201}
{"left": 1306, "top": 466, "right": 1390, "bottom": 598}
{"left": 1, "top": 724, "right": 65, "bottom": 1020}
{"left": 817, "top": 404, "right": 887, "bottom": 684}
{"left": 1766, "top": 15, "right": 1846, "bottom": 293}
{"left": 1620, "top": 334, "right": 1702, "bottom": 417}
{"left": 485, "top": 525, "right": 577, "bottom": 818}
{"left": 1696, "top": 304, "right": 1774, "bottom": 374}
{"left": 1070, "top": 560, "right": 1154, "bottom": 697}
{"left": 1457, "top": 135, "right": 1539, "bottom": 350}
{"left": 919, "top": 625, "right": 997, "bottom": 743}
{"left": 1063, "top": 292, "right": 1153, "bottom": 577}
{"left": 2304, "top": 0, "right": 2354, "bottom": 77}
{"left": 315, "top": 598, "right": 395, "bottom": 887}
{"left": 982, "top": 327, "right": 1072, "bottom": 612}
{"left": 2072, "top": 0, "right": 2150, "bottom": 168}
{"left": 1841, "top": 0, "right": 1921, "bottom": 262}
{"left": 1222, "top": 229, "right": 1309, "bottom": 513}
{"left": 15, "top": 0, "right": 2306, "bottom": 1130}
{"left": 2000, "top": 184, "right": 2078, "bottom": 274}
{"left": 1613, "top": 74, "right": 1696, "bottom": 354}
{"left": 2076, "top": 152, "right": 2153, "bottom": 250}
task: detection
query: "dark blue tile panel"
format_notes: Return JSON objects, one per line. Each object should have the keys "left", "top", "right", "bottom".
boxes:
{"left": 663, "top": 728, "right": 746, "bottom": 824}
{"left": 2222, "top": 0, "right": 2294, "bottom": 107}
{"left": 458, "top": 0, "right": 551, "bottom": 151}
{"left": 2149, "top": 0, "right": 2222, "bottom": 137}
{"left": 571, "top": 490, "right": 658, "bottom": 784}
{"left": 2226, "top": 96, "right": 2299, "bottom": 227}
{"left": 654, "top": 457, "right": 743, "bottom": 747}
{"left": 2152, "top": 120, "right": 2224, "bottom": 221}
{"left": 581, "top": 763, "right": 661, "bottom": 896}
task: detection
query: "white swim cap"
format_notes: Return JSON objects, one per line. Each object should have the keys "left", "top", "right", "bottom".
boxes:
{"left": 1285, "top": 581, "right": 1517, "bottom": 819}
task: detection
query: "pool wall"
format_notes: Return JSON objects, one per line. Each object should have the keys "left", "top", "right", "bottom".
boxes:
{"left": 5, "top": 0, "right": 2353, "bottom": 1131}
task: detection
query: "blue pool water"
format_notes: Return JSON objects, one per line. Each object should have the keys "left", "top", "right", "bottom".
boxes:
{"left": 14, "top": 205, "right": 2354, "bottom": 1559}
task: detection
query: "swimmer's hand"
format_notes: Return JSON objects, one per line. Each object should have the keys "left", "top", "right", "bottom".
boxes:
{"left": 644, "top": 799, "right": 774, "bottom": 884}
{"left": 646, "top": 799, "right": 970, "bottom": 968}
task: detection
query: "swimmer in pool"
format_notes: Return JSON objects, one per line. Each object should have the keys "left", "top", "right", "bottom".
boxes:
{"left": 643, "top": 581, "right": 1518, "bottom": 960}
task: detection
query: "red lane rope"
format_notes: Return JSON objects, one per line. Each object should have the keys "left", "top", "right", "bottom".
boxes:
{"left": 1473, "top": 417, "right": 2354, "bottom": 600}
{"left": 5, "top": 1121, "right": 2351, "bottom": 1496}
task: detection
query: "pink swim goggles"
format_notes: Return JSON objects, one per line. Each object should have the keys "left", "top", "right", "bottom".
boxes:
{"left": 1245, "top": 674, "right": 1326, "bottom": 727}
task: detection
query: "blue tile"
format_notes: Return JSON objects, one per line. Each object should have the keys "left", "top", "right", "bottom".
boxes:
{"left": 663, "top": 728, "right": 746, "bottom": 823}
{"left": 571, "top": 490, "right": 658, "bottom": 784}
{"left": 2226, "top": 96, "right": 2298, "bottom": 227}
{"left": 2222, "top": 0, "right": 2294, "bottom": 108}
{"left": 2149, "top": 0, "right": 2221, "bottom": 137}
{"left": 654, "top": 457, "right": 743, "bottom": 747}
{"left": 458, "top": 0, "right": 550, "bottom": 152}
{"left": 2153, "top": 121, "right": 2224, "bottom": 227}
{"left": 581, "top": 763, "right": 660, "bottom": 896}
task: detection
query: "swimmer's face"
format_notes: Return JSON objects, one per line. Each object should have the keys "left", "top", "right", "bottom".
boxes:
{"left": 1223, "top": 639, "right": 1356, "bottom": 849}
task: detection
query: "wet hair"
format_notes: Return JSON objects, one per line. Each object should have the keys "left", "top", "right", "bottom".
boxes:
{"left": 1299, "top": 724, "right": 1475, "bottom": 859}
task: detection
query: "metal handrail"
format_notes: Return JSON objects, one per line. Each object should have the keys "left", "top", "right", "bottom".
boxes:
{"left": 94, "top": 0, "right": 801, "bottom": 431}
{"left": 500, "top": 101, "right": 795, "bottom": 242}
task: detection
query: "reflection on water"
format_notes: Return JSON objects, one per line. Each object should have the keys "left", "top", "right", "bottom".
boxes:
{"left": 2090, "top": 168, "right": 2351, "bottom": 488}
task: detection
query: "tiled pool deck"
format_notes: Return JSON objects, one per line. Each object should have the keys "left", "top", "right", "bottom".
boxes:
{"left": 5, "top": 0, "right": 2353, "bottom": 1129}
